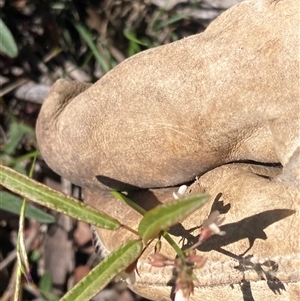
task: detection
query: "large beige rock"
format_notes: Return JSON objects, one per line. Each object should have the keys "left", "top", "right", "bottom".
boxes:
{"left": 84, "top": 163, "right": 299, "bottom": 301}
{"left": 36, "top": 0, "right": 299, "bottom": 300}
{"left": 36, "top": 0, "right": 299, "bottom": 192}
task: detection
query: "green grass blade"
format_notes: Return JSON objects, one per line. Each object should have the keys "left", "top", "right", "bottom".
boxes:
{"left": 3, "top": 121, "right": 34, "bottom": 155}
{"left": 123, "top": 29, "right": 148, "bottom": 46}
{"left": 18, "top": 195, "right": 31, "bottom": 280}
{"left": 39, "top": 271, "right": 52, "bottom": 293}
{"left": 0, "top": 165, "right": 120, "bottom": 230}
{"left": 3, "top": 122, "right": 24, "bottom": 155}
{"left": 0, "top": 18, "right": 18, "bottom": 58}
{"left": 61, "top": 240, "right": 143, "bottom": 301}
{"left": 138, "top": 193, "right": 209, "bottom": 243}
{"left": 156, "top": 14, "right": 189, "bottom": 29}
{"left": 73, "top": 22, "right": 110, "bottom": 73}
{"left": 14, "top": 195, "right": 26, "bottom": 301}
{"left": 14, "top": 157, "right": 37, "bottom": 300}
{"left": 0, "top": 191, "right": 55, "bottom": 223}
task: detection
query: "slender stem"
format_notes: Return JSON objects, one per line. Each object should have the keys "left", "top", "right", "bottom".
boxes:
{"left": 8, "top": 150, "right": 40, "bottom": 166}
{"left": 110, "top": 191, "right": 146, "bottom": 216}
{"left": 162, "top": 231, "right": 185, "bottom": 259}
{"left": 183, "top": 240, "right": 202, "bottom": 254}
{"left": 112, "top": 191, "right": 187, "bottom": 258}
{"left": 121, "top": 224, "right": 140, "bottom": 236}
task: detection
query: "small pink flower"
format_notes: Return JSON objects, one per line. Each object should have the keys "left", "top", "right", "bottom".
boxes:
{"left": 199, "top": 210, "right": 226, "bottom": 242}
{"left": 150, "top": 253, "right": 175, "bottom": 267}
{"left": 174, "top": 260, "right": 195, "bottom": 301}
{"left": 187, "top": 254, "right": 207, "bottom": 268}
{"left": 175, "top": 288, "right": 190, "bottom": 301}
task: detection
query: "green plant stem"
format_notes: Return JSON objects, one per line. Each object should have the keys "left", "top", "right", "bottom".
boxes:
{"left": 162, "top": 231, "right": 185, "bottom": 259}
{"left": 121, "top": 224, "right": 140, "bottom": 236}
{"left": 73, "top": 22, "right": 110, "bottom": 73}
{"left": 14, "top": 158, "right": 37, "bottom": 300}
{"left": 111, "top": 191, "right": 187, "bottom": 259}
{"left": 7, "top": 149, "right": 40, "bottom": 166}
{"left": 110, "top": 191, "right": 146, "bottom": 215}
{"left": 184, "top": 240, "right": 203, "bottom": 254}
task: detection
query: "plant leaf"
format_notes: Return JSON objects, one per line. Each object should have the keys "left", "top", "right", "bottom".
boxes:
{"left": 3, "top": 121, "right": 34, "bottom": 155}
{"left": 17, "top": 195, "right": 31, "bottom": 281}
{"left": 138, "top": 193, "right": 209, "bottom": 243}
{"left": 73, "top": 22, "right": 110, "bottom": 73}
{"left": 123, "top": 29, "right": 148, "bottom": 46}
{"left": 0, "top": 165, "right": 120, "bottom": 230}
{"left": 61, "top": 239, "right": 143, "bottom": 301}
{"left": 111, "top": 190, "right": 146, "bottom": 215}
{"left": 39, "top": 271, "right": 53, "bottom": 293}
{"left": 0, "top": 191, "right": 55, "bottom": 223}
{"left": 111, "top": 191, "right": 185, "bottom": 258}
{"left": 156, "top": 14, "right": 189, "bottom": 29}
{"left": 0, "top": 18, "right": 18, "bottom": 58}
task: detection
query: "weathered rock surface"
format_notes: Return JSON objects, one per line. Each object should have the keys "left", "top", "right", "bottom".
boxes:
{"left": 36, "top": 0, "right": 299, "bottom": 300}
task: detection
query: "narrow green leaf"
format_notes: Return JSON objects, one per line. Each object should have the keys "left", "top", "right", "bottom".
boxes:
{"left": 51, "top": 2, "right": 66, "bottom": 9}
{"left": 30, "top": 250, "right": 41, "bottom": 262}
{"left": 39, "top": 271, "right": 53, "bottom": 293}
{"left": 4, "top": 122, "right": 24, "bottom": 155}
{"left": 39, "top": 272, "right": 59, "bottom": 301}
{"left": 123, "top": 29, "right": 148, "bottom": 46}
{"left": 15, "top": 196, "right": 26, "bottom": 301}
{"left": 138, "top": 193, "right": 209, "bottom": 243}
{"left": 18, "top": 196, "right": 31, "bottom": 281}
{"left": 162, "top": 230, "right": 184, "bottom": 259}
{"left": 73, "top": 22, "right": 110, "bottom": 73}
{"left": 0, "top": 191, "right": 55, "bottom": 223}
{"left": 61, "top": 240, "right": 143, "bottom": 301}
{"left": 0, "top": 165, "right": 120, "bottom": 230}
{"left": 0, "top": 18, "right": 18, "bottom": 58}
{"left": 3, "top": 121, "right": 34, "bottom": 155}
{"left": 111, "top": 190, "right": 146, "bottom": 215}
{"left": 15, "top": 158, "right": 37, "bottom": 300}
{"left": 157, "top": 14, "right": 189, "bottom": 29}
{"left": 111, "top": 191, "right": 185, "bottom": 258}
{"left": 8, "top": 149, "right": 41, "bottom": 170}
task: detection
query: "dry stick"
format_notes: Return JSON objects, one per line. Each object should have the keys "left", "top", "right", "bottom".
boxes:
{"left": 0, "top": 221, "right": 39, "bottom": 301}
{"left": 0, "top": 47, "right": 61, "bottom": 98}
{"left": 0, "top": 263, "right": 18, "bottom": 301}
{"left": 0, "top": 78, "right": 28, "bottom": 97}
{"left": 0, "top": 221, "right": 39, "bottom": 271}
{"left": 0, "top": 250, "right": 17, "bottom": 272}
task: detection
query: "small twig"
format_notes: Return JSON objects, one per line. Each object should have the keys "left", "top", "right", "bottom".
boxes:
{"left": 120, "top": 224, "right": 140, "bottom": 236}
{"left": 0, "top": 262, "right": 18, "bottom": 301}
{"left": 0, "top": 249, "right": 17, "bottom": 271}
{"left": 0, "top": 78, "right": 28, "bottom": 97}
{"left": 0, "top": 221, "right": 39, "bottom": 300}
